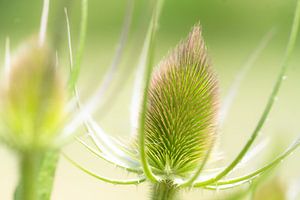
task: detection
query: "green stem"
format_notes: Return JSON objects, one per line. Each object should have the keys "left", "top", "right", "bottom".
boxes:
{"left": 152, "top": 181, "right": 179, "bottom": 200}
{"left": 37, "top": 151, "right": 60, "bottom": 200}
{"left": 16, "top": 152, "right": 42, "bottom": 200}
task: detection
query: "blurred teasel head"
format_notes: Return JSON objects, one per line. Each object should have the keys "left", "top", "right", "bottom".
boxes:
{"left": 144, "top": 25, "right": 219, "bottom": 179}
{"left": 0, "top": 38, "right": 66, "bottom": 152}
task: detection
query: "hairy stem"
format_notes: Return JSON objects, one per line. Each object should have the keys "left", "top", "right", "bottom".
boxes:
{"left": 152, "top": 181, "right": 179, "bottom": 200}
{"left": 37, "top": 151, "right": 60, "bottom": 200}
{"left": 15, "top": 152, "right": 42, "bottom": 200}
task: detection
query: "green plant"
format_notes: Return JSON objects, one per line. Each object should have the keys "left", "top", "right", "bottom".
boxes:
{"left": 0, "top": 0, "right": 140, "bottom": 198}
{"left": 1, "top": 33, "right": 65, "bottom": 200}
{"left": 65, "top": 0, "right": 300, "bottom": 199}
{"left": 1, "top": 0, "right": 299, "bottom": 199}
{"left": 0, "top": 0, "right": 88, "bottom": 199}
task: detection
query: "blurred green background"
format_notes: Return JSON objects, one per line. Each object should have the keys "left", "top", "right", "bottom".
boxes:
{"left": 0, "top": 0, "right": 300, "bottom": 199}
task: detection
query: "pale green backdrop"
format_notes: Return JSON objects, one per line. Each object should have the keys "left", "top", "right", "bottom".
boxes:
{"left": 0, "top": 0, "right": 299, "bottom": 199}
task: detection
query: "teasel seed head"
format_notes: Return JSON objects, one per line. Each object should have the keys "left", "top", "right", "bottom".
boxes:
{"left": 0, "top": 38, "right": 65, "bottom": 152}
{"left": 145, "top": 25, "right": 219, "bottom": 180}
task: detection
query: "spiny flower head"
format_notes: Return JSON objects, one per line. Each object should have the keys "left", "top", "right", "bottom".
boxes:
{"left": 0, "top": 38, "right": 66, "bottom": 152}
{"left": 144, "top": 25, "right": 219, "bottom": 179}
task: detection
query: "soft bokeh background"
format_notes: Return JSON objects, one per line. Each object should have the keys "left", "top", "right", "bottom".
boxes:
{"left": 0, "top": 0, "right": 300, "bottom": 199}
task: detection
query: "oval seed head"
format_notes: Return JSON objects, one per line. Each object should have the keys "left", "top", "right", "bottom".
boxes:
{"left": 145, "top": 25, "right": 219, "bottom": 179}
{"left": 0, "top": 39, "right": 65, "bottom": 152}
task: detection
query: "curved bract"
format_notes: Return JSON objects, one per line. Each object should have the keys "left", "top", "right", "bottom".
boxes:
{"left": 144, "top": 26, "right": 219, "bottom": 179}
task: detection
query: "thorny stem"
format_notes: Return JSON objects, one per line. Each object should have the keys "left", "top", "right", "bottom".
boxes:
{"left": 152, "top": 181, "right": 179, "bottom": 200}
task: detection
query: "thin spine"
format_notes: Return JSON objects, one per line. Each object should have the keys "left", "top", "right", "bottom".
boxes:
{"left": 39, "top": 0, "right": 50, "bottom": 46}
{"left": 84, "top": 0, "right": 135, "bottom": 111}
{"left": 61, "top": 6, "right": 89, "bottom": 140}
{"left": 68, "top": 0, "right": 88, "bottom": 93}
{"left": 63, "top": 153, "right": 146, "bottom": 185}
{"left": 236, "top": 138, "right": 269, "bottom": 167}
{"left": 61, "top": 0, "right": 134, "bottom": 138}
{"left": 219, "top": 29, "right": 275, "bottom": 126}
{"left": 76, "top": 137, "right": 141, "bottom": 173}
{"left": 87, "top": 121, "right": 140, "bottom": 164}
{"left": 88, "top": 119, "right": 140, "bottom": 168}
{"left": 4, "top": 37, "right": 11, "bottom": 78}
{"left": 129, "top": 24, "right": 152, "bottom": 133}
{"left": 209, "top": 135, "right": 300, "bottom": 187}
{"left": 196, "top": 134, "right": 300, "bottom": 189}
{"left": 130, "top": 0, "right": 163, "bottom": 134}
{"left": 194, "top": 0, "right": 300, "bottom": 187}
{"left": 63, "top": 10, "right": 139, "bottom": 171}
{"left": 139, "top": 0, "right": 165, "bottom": 183}
{"left": 64, "top": 6, "right": 91, "bottom": 140}
{"left": 198, "top": 138, "right": 270, "bottom": 180}
{"left": 200, "top": 138, "right": 300, "bottom": 190}
{"left": 63, "top": 0, "right": 164, "bottom": 183}
{"left": 64, "top": 8, "right": 74, "bottom": 69}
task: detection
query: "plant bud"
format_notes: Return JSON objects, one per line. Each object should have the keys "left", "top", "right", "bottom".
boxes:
{"left": 145, "top": 25, "right": 219, "bottom": 179}
{"left": 0, "top": 39, "right": 65, "bottom": 151}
